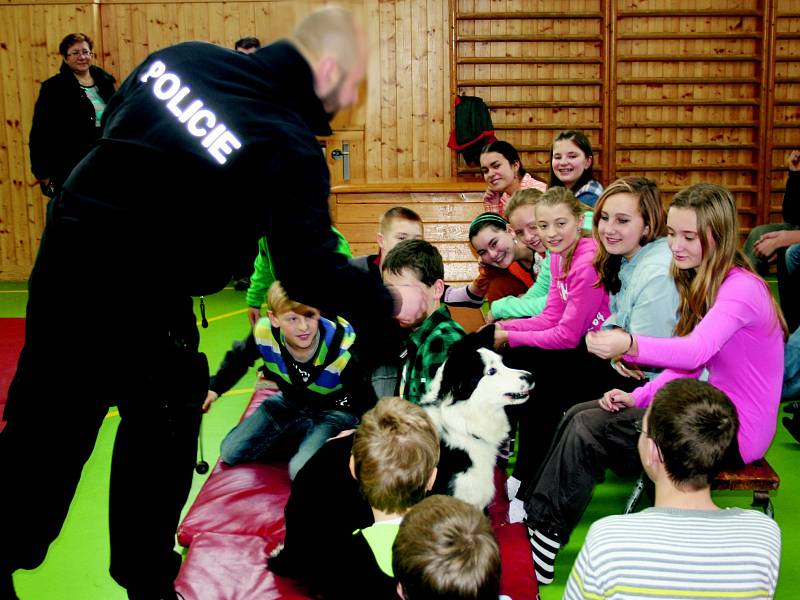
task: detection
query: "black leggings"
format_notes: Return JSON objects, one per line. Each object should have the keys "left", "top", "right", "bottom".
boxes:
{"left": 501, "top": 340, "right": 644, "bottom": 485}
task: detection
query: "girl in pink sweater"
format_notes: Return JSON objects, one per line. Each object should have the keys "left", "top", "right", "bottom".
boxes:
{"left": 494, "top": 187, "right": 610, "bottom": 350}
{"left": 587, "top": 182, "right": 787, "bottom": 463}
{"left": 525, "top": 182, "right": 787, "bottom": 586}
{"left": 489, "top": 187, "right": 610, "bottom": 485}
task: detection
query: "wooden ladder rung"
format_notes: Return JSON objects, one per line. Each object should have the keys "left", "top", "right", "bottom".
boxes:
{"left": 460, "top": 79, "right": 601, "bottom": 87}
{"left": 457, "top": 57, "right": 603, "bottom": 65}
{"left": 616, "top": 143, "right": 758, "bottom": 150}
{"left": 457, "top": 34, "right": 602, "bottom": 42}
{"left": 617, "top": 54, "right": 758, "bottom": 62}
{"left": 457, "top": 11, "right": 601, "bottom": 20}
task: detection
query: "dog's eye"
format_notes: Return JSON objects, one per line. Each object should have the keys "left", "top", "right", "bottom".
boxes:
{"left": 487, "top": 367, "right": 497, "bottom": 376}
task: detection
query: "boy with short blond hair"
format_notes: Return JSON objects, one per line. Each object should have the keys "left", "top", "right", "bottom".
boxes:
{"left": 204, "top": 280, "right": 376, "bottom": 479}
{"left": 346, "top": 397, "right": 440, "bottom": 582}
{"left": 270, "top": 397, "right": 439, "bottom": 598}
{"left": 393, "top": 495, "right": 502, "bottom": 600}
{"left": 382, "top": 239, "right": 466, "bottom": 403}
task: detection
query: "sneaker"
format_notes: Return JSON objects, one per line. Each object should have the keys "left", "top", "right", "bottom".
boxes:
{"left": 784, "top": 401, "right": 800, "bottom": 415}
{"left": 528, "top": 527, "right": 562, "bottom": 585}
{"left": 508, "top": 497, "right": 526, "bottom": 523}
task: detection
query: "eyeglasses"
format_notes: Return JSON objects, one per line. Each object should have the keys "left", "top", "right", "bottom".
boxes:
{"left": 67, "top": 50, "right": 94, "bottom": 58}
{"left": 633, "top": 418, "right": 644, "bottom": 434}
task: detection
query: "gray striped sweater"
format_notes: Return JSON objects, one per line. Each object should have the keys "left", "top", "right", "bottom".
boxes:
{"left": 564, "top": 507, "right": 780, "bottom": 600}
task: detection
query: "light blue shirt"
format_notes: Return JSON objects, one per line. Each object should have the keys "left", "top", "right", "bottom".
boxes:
{"left": 603, "top": 237, "right": 679, "bottom": 377}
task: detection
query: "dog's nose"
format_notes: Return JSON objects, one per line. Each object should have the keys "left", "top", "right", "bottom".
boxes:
{"left": 522, "top": 371, "right": 534, "bottom": 386}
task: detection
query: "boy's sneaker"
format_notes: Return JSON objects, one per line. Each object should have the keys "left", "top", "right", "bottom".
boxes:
{"left": 528, "top": 527, "right": 562, "bottom": 585}
{"left": 784, "top": 401, "right": 800, "bottom": 415}
{"left": 783, "top": 415, "right": 800, "bottom": 444}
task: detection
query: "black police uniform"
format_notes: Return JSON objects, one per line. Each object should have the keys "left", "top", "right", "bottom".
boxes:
{"left": 0, "top": 40, "right": 393, "bottom": 597}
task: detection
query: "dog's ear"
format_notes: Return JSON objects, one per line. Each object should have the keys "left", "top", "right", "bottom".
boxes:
{"left": 443, "top": 326, "right": 493, "bottom": 363}
{"left": 436, "top": 329, "right": 494, "bottom": 401}
{"left": 472, "top": 324, "right": 496, "bottom": 350}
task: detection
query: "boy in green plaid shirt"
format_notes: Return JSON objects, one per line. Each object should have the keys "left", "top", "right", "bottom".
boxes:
{"left": 382, "top": 239, "right": 466, "bottom": 403}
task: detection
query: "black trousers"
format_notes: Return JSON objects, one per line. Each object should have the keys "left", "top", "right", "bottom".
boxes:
{"left": 522, "top": 401, "right": 645, "bottom": 540}
{"left": 0, "top": 203, "right": 207, "bottom": 596}
{"left": 501, "top": 341, "right": 643, "bottom": 486}
{"left": 777, "top": 247, "right": 800, "bottom": 332}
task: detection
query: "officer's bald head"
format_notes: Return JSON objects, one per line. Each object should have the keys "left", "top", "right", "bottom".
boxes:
{"left": 291, "top": 7, "right": 367, "bottom": 113}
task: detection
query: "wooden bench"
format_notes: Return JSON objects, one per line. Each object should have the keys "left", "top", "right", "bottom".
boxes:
{"left": 624, "top": 458, "right": 780, "bottom": 518}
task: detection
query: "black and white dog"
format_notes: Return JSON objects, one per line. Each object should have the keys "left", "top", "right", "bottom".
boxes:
{"left": 421, "top": 327, "right": 533, "bottom": 510}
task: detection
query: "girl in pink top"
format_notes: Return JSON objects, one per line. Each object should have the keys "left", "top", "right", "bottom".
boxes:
{"left": 523, "top": 183, "right": 787, "bottom": 586}
{"left": 488, "top": 187, "right": 610, "bottom": 486}
{"left": 480, "top": 141, "right": 547, "bottom": 216}
{"left": 494, "top": 187, "right": 610, "bottom": 350}
{"left": 588, "top": 183, "right": 787, "bottom": 463}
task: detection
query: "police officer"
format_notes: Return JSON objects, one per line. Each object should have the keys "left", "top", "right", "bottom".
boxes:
{"left": 0, "top": 7, "right": 426, "bottom": 599}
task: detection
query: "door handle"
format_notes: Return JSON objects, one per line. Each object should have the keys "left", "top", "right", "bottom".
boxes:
{"left": 330, "top": 142, "right": 351, "bottom": 180}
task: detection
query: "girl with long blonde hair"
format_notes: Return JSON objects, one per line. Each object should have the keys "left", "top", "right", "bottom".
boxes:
{"left": 520, "top": 183, "right": 786, "bottom": 585}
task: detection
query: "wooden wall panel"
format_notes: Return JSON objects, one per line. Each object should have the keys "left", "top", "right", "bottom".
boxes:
{"left": 0, "top": 0, "right": 454, "bottom": 280}
{"left": 455, "top": 0, "right": 604, "bottom": 183}
{"left": 769, "top": 2, "right": 800, "bottom": 223}
{"left": 0, "top": 3, "right": 99, "bottom": 279}
{"left": 454, "top": 0, "right": 800, "bottom": 241}
{"left": 613, "top": 1, "right": 766, "bottom": 234}
{"left": 330, "top": 182, "right": 485, "bottom": 285}
{"left": 2, "top": 0, "right": 799, "bottom": 280}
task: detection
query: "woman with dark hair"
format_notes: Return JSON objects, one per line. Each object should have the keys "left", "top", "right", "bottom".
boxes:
{"left": 29, "top": 33, "right": 116, "bottom": 198}
{"left": 480, "top": 140, "right": 546, "bottom": 216}
{"left": 548, "top": 130, "right": 604, "bottom": 207}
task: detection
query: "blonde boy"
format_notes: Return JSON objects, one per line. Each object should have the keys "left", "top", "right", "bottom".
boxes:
{"left": 205, "top": 280, "right": 376, "bottom": 479}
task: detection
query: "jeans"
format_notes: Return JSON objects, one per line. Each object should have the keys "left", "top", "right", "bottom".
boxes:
{"left": 220, "top": 391, "right": 359, "bottom": 479}
{"left": 785, "top": 244, "right": 800, "bottom": 276}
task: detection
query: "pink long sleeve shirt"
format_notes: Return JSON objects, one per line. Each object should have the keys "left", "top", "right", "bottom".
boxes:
{"left": 627, "top": 268, "right": 784, "bottom": 463}
{"left": 499, "top": 237, "right": 610, "bottom": 349}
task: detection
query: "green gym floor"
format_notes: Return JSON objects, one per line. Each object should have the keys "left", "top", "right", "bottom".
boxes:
{"left": 1, "top": 280, "right": 798, "bottom": 600}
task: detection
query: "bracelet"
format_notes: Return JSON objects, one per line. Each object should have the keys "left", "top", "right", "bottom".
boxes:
{"left": 625, "top": 333, "right": 634, "bottom": 354}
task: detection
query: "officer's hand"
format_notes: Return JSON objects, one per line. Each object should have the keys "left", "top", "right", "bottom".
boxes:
{"left": 392, "top": 284, "right": 427, "bottom": 328}
{"left": 202, "top": 390, "right": 219, "bottom": 413}
{"left": 247, "top": 306, "right": 261, "bottom": 327}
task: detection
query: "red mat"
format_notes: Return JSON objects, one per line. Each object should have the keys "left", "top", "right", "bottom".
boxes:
{"left": 0, "top": 318, "right": 25, "bottom": 431}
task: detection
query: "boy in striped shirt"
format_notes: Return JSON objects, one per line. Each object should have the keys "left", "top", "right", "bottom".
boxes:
{"left": 564, "top": 378, "right": 780, "bottom": 600}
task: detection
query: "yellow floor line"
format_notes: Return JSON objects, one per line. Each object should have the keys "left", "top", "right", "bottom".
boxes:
{"left": 196, "top": 307, "right": 249, "bottom": 325}
{"left": 0, "top": 290, "right": 28, "bottom": 293}
{"left": 220, "top": 388, "right": 256, "bottom": 396}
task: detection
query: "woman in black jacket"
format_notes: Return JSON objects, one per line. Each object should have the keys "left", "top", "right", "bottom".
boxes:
{"left": 29, "top": 32, "right": 116, "bottom": 197}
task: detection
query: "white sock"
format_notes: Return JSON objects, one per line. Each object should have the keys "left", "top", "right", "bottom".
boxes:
{"left": 507, "top": 497, "right": 526, "bottom": 523}
{"left": 505, "top": 476, "right": 522, "bottom": 501}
